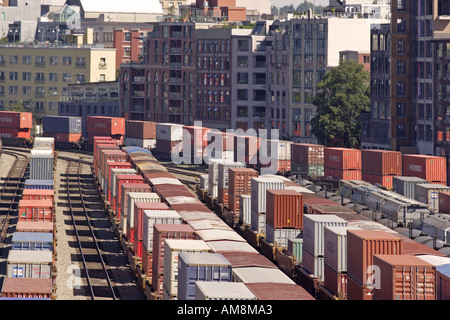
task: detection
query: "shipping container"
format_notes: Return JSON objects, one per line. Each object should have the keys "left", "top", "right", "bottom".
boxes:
{"left": 250, "top": 210, "right": 266, "bottom": 234}
{"left": 220, "top": 252, "right": 276, "bottom": 269}
{"left": 143, "top": 210, "right": 183, "bottom": 252}
{"left": 291, "top": 143, "right": 324, "bottom": 165}
{"left": 206, "top": 240, "right": 259, "bottom": 254}
{"left": 15, "top": 221, "right": 53, "bottom": 233}
{"left": 29, "top": 149, "right": 53, "bottom": 181}
{"left": 245, "top": 282, "right": 315, "bottom": 300}
{"left": 43, "top": 132, "right": 82, "bottom": 143}
{"left": 86, "top": 116, "right": 125, "bottom": 136}
{"left": 347, "top": 274, "right": 373, "bottom": 300}
{"left": 11, "top": 232, "right": 53, "bottom": 251}
{"left": 162, "top": 239, "right": 211, "bottom": 299}
{"left": 43, "top": 116, "right": 81, "bottom": 134}
{"left": 177, "top": 252, "right": 232, "bottom": 300}
{"left": 373, "top": 254, "right": 436, "bottom": 300}
{"left": 108, "top": 169, "right": 137, "bottom": 209}
{"left": 114, "top": 175, "right": 145, "bottom": 219}
{"left": 0, "top": 111, "right": 32, "bottom": 129}
{"left": 263, "top": 139, "right": 292, "bottom": 161}
{"left": 303, "top": 214, "right": 348, "bottom": 257}
{"left": 232, "top": 267, "right": 296, "bottom": 285}
{"left": 362, "top": 149, "right": 402, "bottom": 176}
{"left": 125, "top": 120, "right": 157, "bottom": 139}
{"left": 421, "top": 214, "right": 450, "bottom": 244}
{"left": 124, "top": 137, "right": 155, "bottom": 149}
{"left": 18, "top": 200, "right": 53, "bottom": 222}
{"left": 324, "top": 263, "right": 348, "bottom": 299}
{"left": 325, "top": 147, "right": 361, "bottom": 170}
{"left": 7, "top": 250, "right": 53, "bottom": 278}
{"left": 33, "top": 137, "right": 54, "bottom": 150}
{"left": 195, "top": 281, "right": 257, "bottom": 300}
{"left": 251, "top": 176, "right": 286, "bottom": 214}
{"left": 24, "top": 179, "right": 54, "bottom": 190}
{"left": 233, "top": 135, "right": 261, "bottom": 165}
{"left": 287, "top": 238, "right": 303, "bottom": 263}
{"left": 104, "top": 162, "right": 133, "bottom": 198}
{"left": 183, "top": 125, "right": 211, "bottom": 147}
{"left": 0, "top": 278, "right": 53, "bottom": 299}
{"left": 324, "top": 167, "right": 362, "bottom": 181}
{"left": 126, "top": 192, "right": 160, "bottom": 242}
{"left": 134, "top": 202, "right": 170, "bottom": 242}
{"left": 218, "top": 162, "right": 246, "bottom": 189}
{"left": 415, "top": 183, "right": 450, "bottom": 213}
{"left": 437, "top": 263, "right": 450, "bottom": 300}
{"left": 403, "top": 154, "right": 447, "bottom": 184}
{"left": 228, "top": 168, "right": 259, "bottom": 197}
{"left": 347, "top": 229, "right": 403, "bottom": 286}
{"left": 439, "top": 192, "right": 450, "bottom": 215}
{"left": 266, "top": 189, "right": 303, "bottom": 229}
{"left": 361, "top": 173, "right": 396, "bottom": 190}
{"left": 323, "top": 225, "right": 360, "bottom": 273}
{"left": 200, "top": 175, "right": 208, "bottom": 190}
{"left": 22, "top": 189, "right": 54, "bottom": 201}
{"left": 239, "top": 194, "right": 251, "bottom": 225}
{"left": 195, "top": 229, "right": 246, "bottom": 242}
{"left": 291, "top": 163, "right": 324, "bottom": 177}
{"left": 156, "top": 123, "right": 184, "bottom": 141}
{"left": 119, "top": 185, "right": 154, "bottom": 235}
{"left": 0, "top": 127, "right": 31, "bottom": 139}
{"left": 218, "top": 187, "right": 228, "bottom": 206}
{"left": 302, "top": 248, "right": 324, "bottom": 280}
{"left": 155, "top": 139, "right": 182, "bottom": 153}
{"left": 265, "top": 224, "right": 301, "bottom": 248}
{"left": 206, "top": 131, "right": 235, "bottom": 151}
{"left": 186, "top": 219, "right": 232, "bottom": 232}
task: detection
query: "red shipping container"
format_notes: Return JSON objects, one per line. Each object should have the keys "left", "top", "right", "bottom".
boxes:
{"left": 22, "top": 189, "right": 54, "bottom": 201}
{"left": 324, "top": 147, "right": 361, "bottom": 170}
{"left": 362, "top": 149, "right": 402, "bottom": 176}
{"left": 133, "top": 234, "right": 143, "bottom": 259}
{"left": 125, "top": 120, "right": 157, "bottom": 139}
{"left": 183, "top": 125, "right": 211, "bottom": 147}
{"left": 439, "top": 191, "right": 450, "bottom": 215}
{"left": 402, "top": 154, "right": 447, "bottom": 184}
{"left": 134, "top": 202, "right": 170, "bottom": 241}
{"left": 120, "top": 183, "right": 153, "bottom": 224}
{"left": 155, "top": 139, "right": 182, "bottom": 152}
{"left": 373, "top": 254, "right": 436, "bottom": 300}
{"left": 228, "top": 168, "right": 259, "bottom": 197}
{"left": 43, "top": 132, "right": 81, "bottom": 143}
{"left": 18, "top": 200, "right": 54, "bottom": 222}
{"left": 218, "top": 187, "right": 229, "bottom": 206}
{"left": 16, "top": 221, "right": 54, "bottom": 233}
{"left": 347, "top": 274, "right": 373, "bottom": 300}
{"left": 100, "top": 150, "right": 127, "bottom": 180}
{"left": 266, "top": 190, "right": 303, "bottom": 229}
{"left": 291, "top": 143, "right": 324, "bottom": 165}
{"left": 303, "top": 197, "right": 342, "bottom": 214}
{"left": 324, "top": 167, "right": 362, "bottom": 181}
{"left": 0, "top": 111, "right": 32, "bottom": 129}
{"left": 0, "top": 127, "right": 31, "bottom": 139}
{"left": 142, "top": 249, "right": 153, "bottom": 279}
{"left": 245, "top": 283, "right": 315, "bottom": 300}
{"left": 220, "top": 252, "right": 277, "bottom": 269}
{"left": 95, "top": 144, "right": 119, "bottom": 177}
{"left": 1, "top": 278, "right": 53, "bottom": 299}
{"left": 87, "top": 116, "right": 125, "bottom": 136}
{"left": 362, "top": 173, "right": 396, "bottom": 190}
{"left": 106, "top": 162, "right": 133, "bottom": 203}
{"left": 151, "top": 224, "right": 198, "bottom": 293}
{"left": 437, "top": 265, "right": 450, "bottom": 300}
{"left": 324, "top": 264, "right": 347, "bottom": 299}
{"left": 278, "top": 160, "right": 291, "bottom": 174}
{"left": 228, "top": 194, "right": 240, "bottom": 213}
{"left": 234, "top": 135, "right": 261, "bottom": 164}
{"left": 309, "top": 204, "right": 356, "bottom": 215}
{"left": 207, "top": 131, "right": 235, "bottom": 151}
{"left": 114, "top": 175, "right": 145, "bottom": 219}
{"left": 347, "top": 230, "right": 403, "bottom": 286}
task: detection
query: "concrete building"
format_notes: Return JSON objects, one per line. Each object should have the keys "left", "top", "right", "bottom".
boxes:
{"left": 0, "top": 0, "right": 42, "bottom": 43}
{"left": 0, "top": 43, "right": 116, "bottom": 122}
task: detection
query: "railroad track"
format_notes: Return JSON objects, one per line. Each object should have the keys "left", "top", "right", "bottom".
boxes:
{"left": 64, "top": 158, "right": 117, "bottom": 300}
{"left": 0, "top": 150, "right": 29, "bottom": 254}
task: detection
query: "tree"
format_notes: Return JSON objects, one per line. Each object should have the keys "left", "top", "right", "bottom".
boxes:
{"left": 311, "top": 60, "right": 370, "bottom": 148}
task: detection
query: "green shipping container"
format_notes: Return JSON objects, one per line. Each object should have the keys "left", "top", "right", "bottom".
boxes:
{"left": 291, "top": 163, "right": 324, "bottom": 177}
{"left": 287, "top": 238, "right": 303, "bottom": 263}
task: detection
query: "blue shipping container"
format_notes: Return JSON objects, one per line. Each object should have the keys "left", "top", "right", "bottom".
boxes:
{"left": 11, "top": 232, "right": 53, "bottom": 251}
{"left": 43, "top": 116, "right": 82, "bottom": 134}
{"left": 177, "top": 252, "right": 232, "bottom": 300}
{"left": 24, "top": 179, "right": 54, "bottom": 190}
{"left": 123, "top": 146, "right": 152, "bottom": 155}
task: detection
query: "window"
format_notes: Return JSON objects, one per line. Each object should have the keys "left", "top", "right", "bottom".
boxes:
{"left": 237, "top": 56, "right": 248, "bottom": 68}
{"left": 9, "top": 72, "right": 18, "bottom": 80}
{"left": 22, "top": 72, "right": 31, "bottom": 81}
{"left": 63, "top": 57, "right": 72, "bottom": 65}
{"left": 35, "top": 72, "right": 45, "bottom": 82}
{"left": 396, "top": 102, "right": 406, "bottom": 117}
{"left": 49, "top": 87, "right": 58, "bottom": 95}
{"left": 396, "top": 81, "right": 405, "bottom": 96}
{"left": 237, "top": 106, "right": 248, "bottom": 117}
{"left": 23, "top": 56, "right": 31, "bottom": 65}
{"left": 237, "top": 89, "right": 248, "bottom": 101}
{"left": 8, "top": 86, "right": 18, "bottom": 95}
{"left": 49, "top": 73, "right": 58, "bottom": 82}
{"left": 63, "top": 73, "right": 72, "bottom": 82}
{"left": 22, "top": 86, "right": 31, "bottom": 95}
{"left": 35, "top": 56, "right": 45, "bottom": 66}
{"left": 9, "top": 55, "right": 18, "bottom": 64}
{"left": 50, "top": 56, "right": 58, "bottom": 65}
{"left": 76, "top": 57, "right": 86, "bottom": 67}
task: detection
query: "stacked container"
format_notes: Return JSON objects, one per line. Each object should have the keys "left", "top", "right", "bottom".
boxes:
{"left": 361, "top": 150, "right": 402, "bottom": 190}
{"left": 18, "top": 200, "right": 54, "bottom": 222}
{"left": 228, "top": 168, "right": 259, "bottom": 214}
{"left": 416, "top": 255, "right": 450, "bottom": 300}
{"left": 324, "top": 147, "right": 361, "bottom": 181}
{"left": 195, "top": 281, "right": 257, "bottom": 300}
{"left": 42, "top": 116, "right": 82, "bottom": 143}
{"left": 415, "top": 183, "right": 450, "bottom": 213}
{"left": 29, "top": 149, "right": 54, "bottom": 181}
{"left": 205, "top": 131, "right": 234, "bottom": 161}
{"left": 0, "top": 278, "right": 53, "bottom": 298}
{"left": 162, "top": 239, "right": 211, "bottom": 300}
{"left": 402, "top": 154, "right": 447, "bottom": 185}
{"left": 233, "top": 135, "right": 261, "bottom": 165}
{"left": 119, "top": 185, "right": 153, "bottom": 237}
{"left": 6, "top": 250, "right": 53, "bottom": 278}
{"left": 260, "top": 139, "right": 292, "bottom": 174}
{"left": 177, "top": 252, "right": 232, "bottom": 300}
{"left": 155, "top": 123, "right": 184, "bottom": 153}
{"left": 291, "top": 143, "right": 324, "bottom": 177}
{"left": 22, "top": 189, "right": 54, "bottom": 201}
{"left": 250, "top": 176, "right": 286, "bottom": 234}
{"left": 151, "top": 224, "right": 198, "bottom": 294}
{"left": 124, "top": 120, "right": 156, "bottom": 148}
{"left": 103, "top": 161, "right": 132, "bottom": 200}
{"left": 346, "top": 229, "right": 403, "bottom": 300}
{"left": 239, "top": 195, "right": 251, "bottom": 226}
{"left": 114, "top": 175, "right": 145, "bottom": 220}
{"left": 11, "top": 232, "right": 53, "bottom": 251}
{"left": 86, "top": 116, "right": 125, "bottom": 143}
{"left": 302, "top": 214, "right": 348, "bottom": 281}
{"left": 265, "top": 190, "right": 303, "bottom": 248}
{"left": 392, "top": 176, "right": 428, "bottom": 199}
{"left": 182, "top": 125, "right": 210, "bottom": 163}
{"left": 439, "top": 192, "right": 450, "bottom": 215}
{"left": 0, "top": 111, "right": 32, "bottom": 139}
{"left": 217, "top": 162, "right": 246, "bottom": 206}
{"left": 108, "top": 168, "right": 137, "bottom": 211}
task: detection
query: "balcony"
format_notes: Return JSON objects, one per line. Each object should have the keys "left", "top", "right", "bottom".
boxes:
{"left": 170, "top": 47, "right": 182, "bottom": 55}
{"left": 133, "top": 76, "right": 146, "bottom": 83}
{"left": 35, "top": 61, "right": 46, "bottom": 68}
{"left": 99, "top": 62, "right": 107, "bottom": 69}
{"left": 170, "top": 62, "right": 181, "bottom": 70}
{"left": 170, "top": 77, "right": 181, "bottom": 84}
{"left": 169, "top": 92, "right": 182, "bottom": 99}
{"left": 132, "top": 90, "right": 146, "bottom": 98}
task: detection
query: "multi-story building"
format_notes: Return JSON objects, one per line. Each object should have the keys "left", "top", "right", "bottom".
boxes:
{"left": 0, "top": 0, "right": 42, "bottom": 42}
{"left": 58, "top": 81, "right": 120, "bottom": 138}
{"left": 0, "top": 44, "right": 116, "bottom": 122}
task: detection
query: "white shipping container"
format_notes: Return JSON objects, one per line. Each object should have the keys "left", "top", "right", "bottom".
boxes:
{"left": 206, "top": 240, "right": 259, "bottom": 254}
{"left": 200, "top": 175, "right": 208, "bottom": 190}
{"left": 303, "top": 214, "right": 348, "bottom": 257}
{"left": 195, "top": 281, "right": 257, "bottom": 300}
{"left": 163, "top": 239, "right": 211, "bottom": 298}
{"left": 149, "top": 177, "right": 183, "bottom": 186}
{"left": 217, "top": 161, "right": 246, "bottom": 189}
{"left": 109, "top": 168, "right": 137, "bottom": 197}
{"left": 250, "top": 210, "right": 266, "bottom": 234}
{"left": 239, "top": 195, "right": 251, "bottom": 226}
{"left": 263, "top": 139, "right": 292, "bottom": 161}
{"left": 124, "top": 137, "right": 156, "bottom": 149}
{"left": 250, "top": 177, "right": 286, "bottom": 213}
{"left": 187, "top": 219, "right": 232, "bottom": 231}
{"left": 232, "top": 267, "right": 296, "bottom": 284}
{"left": 126, "top": 192, "right": 161, "bottom": 231}
{"left": 265, "top": 224, "right": 302, "bottom": 248}
{"left": 302, "top": 249, "right": 325, "bottom": 281}
{"left": 415, "top": 183, "right": 450, "bottom": 213}
{"left": 142, "top": 210, "right": 183, "bottom": 252}
{"left": 195, "top": 229, "right": 246, "bottom": 242}
{"left": 6, "top": 250, "right": 53, "bottom": 279}
{"left": 156, "top": 123, "right": 184, "bottom": 141}
{"left": 208, "top": 183, "right": 218, "bottom": 198}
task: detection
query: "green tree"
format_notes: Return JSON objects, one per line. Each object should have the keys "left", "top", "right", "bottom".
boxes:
{"left": 311, "top": 60, "right": 370, "bottom": 148}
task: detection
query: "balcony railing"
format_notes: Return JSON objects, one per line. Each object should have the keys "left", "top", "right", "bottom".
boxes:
{"left": 133, "top": 76, "right": 146, "bottom": 83}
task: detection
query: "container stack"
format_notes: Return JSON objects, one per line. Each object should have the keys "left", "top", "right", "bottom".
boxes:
{"left": 415, "top": 183, "right": 450, "bottom": 213}
{"left": 108, "top": 168, "right": 137, "bottom": 211}
{"left": 265, "top": 190, "right": 303, "bottom": 248}
{"left": 234, "top": 135, "right": 261, "bottom": 166}
{"left": 0, "top": 111, "right": 32, "bottom": 139}
{"left": 402, "top": 154, "right": 447, "bottom": 185}
{"left": 155, "top": 123, "right": 183, "bottom": 154}
{"left": 124, "top": 120, "right": 157, "bottom": 149}
{"left": 42, "top": 116, "right": 82, "bottom": 144}
{"left": 439, "top": 192, "right": 450, "bottom": 215}
{"left": 217, "top": 161, "right": 246, "bottom": 206}
{"left": 392, "top": 176, "right": 428, "bottom": 199}
{"left": 302, "top": 215, "right": 348, "bottom": 282}
{"left": 260, "top": 139, "right": 292, "bottom": 174}
{"left": 205, "top": 131, "right": 234, "bottom": 161}
{"left": 227, "top": 168, "right": 259, "bottom": 215}
{"left": 115, "top": 175, "right": 146, "bottom": 221}
{"left": 250, "top": 176, "right": 286, "bottom": 235}
{"left": 119, "top": 185, "right": 153, "bottom": 237}
{"left": 182, "top": 125, "right": 211, "bottom": 164}
{"left": 361, "top": 150, "right": 402, "bottom": 190}
{"left": 346, "top": 229, "right": 403, "bottom": 300}
{"left": 29, "top": 137, "right": 55, "bottom": 184}
{"left": 86, "top": 116, "right": 125, "bottom": 143}
{"left": 291, "top": 143, "right": 324, "bottom": 177}
{"left": 324, "top": 147, "right": 361, "bottom": 180}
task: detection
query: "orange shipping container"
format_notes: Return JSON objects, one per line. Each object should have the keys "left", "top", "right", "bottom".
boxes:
{"left": 18, "top": 200, "right": 54, "bottom": 222}
{"left": 347, "top": 230, "right": 403, "bottom": 286}
{"left": 402, "top": 154, "right": 447, "bottom": 184}
{"left": 362, "top": 149, "right": 402, "bottom": 176}
{"left": 347, "top": 274, "right": 374, "bottom": 300}
{"left": 325, "top": 147, "right": 361, "bottom": 170}
{"left": 0, "top": 128, "right": 31, "bottom": 139}
{"left": 22, "top": 189, "right": 54, "bottom": 201}
{"left": 362, "top": 173, "right": 395, "bottom": 190}
{"left": 228, "top": 168, "right": 259, "bottom": 197}
{"left": 324, "top": 167, "right": 362, "bottom": 181}
{"left": 218, "top": 187, "right": 229, "bottom": 206}
{"left": 373, "top": 254, "right": 436, "bottom": 300}
{"left": 0, "top": 111, "right": 32, "bottom": 129}
{"left": 43, "top": 132, "right": 81, "bottom": 143}
{"left": 266, "top": 190, "right": 303, "bottom": 229}
{"left": 87, "top": 116, "right": 125, "bottom": 136}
